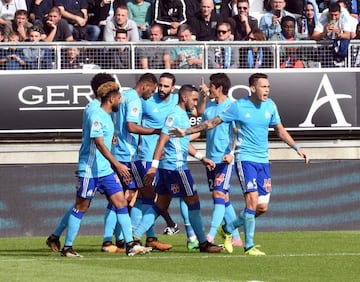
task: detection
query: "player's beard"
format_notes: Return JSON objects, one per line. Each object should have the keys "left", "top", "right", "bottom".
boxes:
{"left": 158, "top": 91, "right": 170, "bottom": 100}
{"left": 112, "top": 103, "right": 119, "bottom": 112}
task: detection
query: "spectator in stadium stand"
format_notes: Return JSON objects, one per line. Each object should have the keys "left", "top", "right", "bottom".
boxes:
{"left": 338, "top": 0, "right": 358, "bottom": 39}
{"left": 239, "top": 29, "right": 273, "bottom": 68}
{"left": 296, "top": 1, "right": 320, "bottom": 39}
{"left": 0, "top": 31, "right": 26, "bottom": 69}
{"left": 11, "top": 9, "right": 33, "bottom": 41}
{"left": 208, "top": 22, "right": 239, "bottom": 69}
{"left": 312, "top": 2, "right": 352, "bottom": 67}
{"left": 271, "top": 16, "right": 305, "bottom": 68}
{"left": 41, "top": 6, "right": 73, "bottom": 41}
{"left": 0, "top": 0, "right": 28, "bottom": 36}
{"left": 137, "top": 23, "right": 171, "bottom": 69}
{"left": 61, "top": 47, "right": 87, "bottom": 69}
{"left": 22, "top": 26, "right": 53, "bottom": 69}
{"left": 126, "top": 0, "right": 152, "bottom": 39}
{"left": 153, "top": 0, "right": 187, "bottom": 38}
{"left": 54, "top": 0, "right": 100, "bottom": 41}
{"left": 227, "top": 0, "right": 258, "bottom": 41}
{"left": 103, "top": 5, "right": 139, "bottom": 41}
{"left": 170, "top": 24, "right": 203, "bottom": 69}
{"left": 105, "top": 28, "right": 131, "bottom": 69}
{"left": 220, "top": 0, "right": 238, "bottom": 21}
{"left": 189, "top": 0, "right": 223, "bottom": 41}
{"left": 28, "top": 0, "right": 54, "bottom": 25}
{"left": 259, "top": 0, "right": 295, "bottom": 40}
{"left": 184, "top": 0, "right": 200, "bottom": 22}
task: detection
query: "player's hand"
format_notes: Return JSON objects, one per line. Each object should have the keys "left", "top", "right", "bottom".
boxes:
{"left": 169, "top": 127, "right": 186, "bottom": 137}
{"left": 115, "top": 163, "right": 132, "bottom": 185}
{"left": 201, "top": 157, "right": 215, "bottom": 171}
{"left": 222, "top": 153, "right": 234, "bottom": 164}
{"left": 144, "top": 167, "right": 157, "bottom": 187}
{"left": 199, "top": 77, "right": 209, "bottom": 97}
{"left": 296, "top": 148, "right": 309, "bottom": 164}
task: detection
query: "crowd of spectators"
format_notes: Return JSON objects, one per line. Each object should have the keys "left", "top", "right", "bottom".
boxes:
{"left": 0, "top": 0, "right": 360, "bottom": 69}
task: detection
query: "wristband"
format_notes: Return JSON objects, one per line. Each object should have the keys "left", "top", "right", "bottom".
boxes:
{"left": 194, "top": 152, "right": 204, "bottom": 160}
{"left": 229, "top": 150, "right": 235, "bottom": 156}
{"left": 151, "top": 159, "right": 159, "bottom": 168}
{"left": 292, "top": 144, "right": 299, "bottom": 151}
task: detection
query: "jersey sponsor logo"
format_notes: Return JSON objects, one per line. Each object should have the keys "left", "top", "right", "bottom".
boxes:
{"left": 214, "top": 173, "right": 225, "bottom": 186}
{"left": 165, "top": 116, "right": 174, "bottom": 127}
{"left": 112, "top": 136, "right": 118, "bottom": 145}
{"left": 171, "top": 183, "right": 180, "bottom": 194}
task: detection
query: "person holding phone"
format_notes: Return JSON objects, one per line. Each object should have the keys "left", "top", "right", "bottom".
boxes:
{"left": 259, "top": 0, "right": 295, "bottom": 39}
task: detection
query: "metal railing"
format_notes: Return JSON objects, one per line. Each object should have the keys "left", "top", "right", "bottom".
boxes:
{"left": 1, "top": 40, "right": 360, "bottom": 70}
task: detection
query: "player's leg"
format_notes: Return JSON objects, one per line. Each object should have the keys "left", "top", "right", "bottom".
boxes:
{"left": 60, "top": 176, "right": 95, "bottom": 257}
{"left": 105, "top": 173, "right": 151, "bottom": 256}
{"left": 179, "top": 169, "right": 222, "bottom": 253}
{"left": 179, "top": 198, "right": 199, "bottom": 250}
{"left": 206, "top": 163, "right": 232, "bottom": 243}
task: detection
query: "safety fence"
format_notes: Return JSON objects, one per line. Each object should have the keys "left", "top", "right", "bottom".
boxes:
{"left": 1, "top": 40, "right": 360, "bottom": 70}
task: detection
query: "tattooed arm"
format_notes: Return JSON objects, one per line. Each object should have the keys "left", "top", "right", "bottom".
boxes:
{"left": 169, "top": 116, "right": 223, "bottom": 137}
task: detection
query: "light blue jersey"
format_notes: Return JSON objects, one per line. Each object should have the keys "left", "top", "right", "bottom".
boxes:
{"left": 219, "top": 97, "right": 281, "bottom": 163}
{"left": 160, "top": 105, "right": 190, "bottom": 170}
{"left": 78, "top": 106, "right": 114, "bottom": 178}
{"left": 139, "top": 92, "right": 178, "bottom": 162}
{"left": 202, "top": 98, "right": 234, "bottom": 164}
{"left": 111, "top": 88, "right": 142, "bottom": 162}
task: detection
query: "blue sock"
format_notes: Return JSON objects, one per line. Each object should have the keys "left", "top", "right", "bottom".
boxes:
{"left": 142, "top": 198, "right": 156, "bottom": 238}
{"left": 103, "top": 204, "right": 117, "bottom": 243}
{"left": 180, "top": 198, "right": 197, "bottom": 242}
{"left": 130, "top": 198, "right": 143, "bottom": 230}
{"left": 133, "top": 205, "right": 160, "bottom": 239}
{"left": 64, "top": 208, "right": 84, "bottom": 246}
{"left": 208, "top": 198, "right": 225, "bottom": 239}
{"left": 187, "top": 202, "right": 206, "bottom": 244}
{"left": 224, "top": 202, "right": 241, "bottom": 240}
{"left": 53, "top": 205, "right": 72, "bottom": 237}
{"left": 243, "top": 208, "right": 256, "bottom": 250}
{"left": 115, "top": 207, "right": 133, "bottom": 243}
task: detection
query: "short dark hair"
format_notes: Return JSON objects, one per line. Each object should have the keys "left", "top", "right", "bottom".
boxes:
{"left": 209, "top": 73, "right": 231, "bottom": 95}
{"left": 138, "top": 73, "right": 158, "bottom": 85}
{"left": 178, "top": 84, "right": 194, "bottom": 97}
{"left": 249, "top": 73, "right": 268, "bottom": 86}
{"left": 90, "top": 73, "right": 115, "bottom": 97}
{"left": 329, "top": 2, "right": 341, "bottom": 13}
{"left": 281, "top": 15, "right": 295, "bottom": 27}
{"left": 159, "top": 72, "right": 176, "bottom": 86}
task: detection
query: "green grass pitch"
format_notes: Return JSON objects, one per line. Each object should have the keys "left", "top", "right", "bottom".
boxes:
{"left": 0, "top": 231, "right": 359, "bottom": 282}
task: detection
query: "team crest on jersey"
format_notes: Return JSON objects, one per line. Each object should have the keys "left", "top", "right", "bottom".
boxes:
{"left": 165, "top": 116, "right": 174, "bottom": 127}
{"left": 131, "top": 106, "right": 139, "bottom": 117}
{"left": 215, "top": 173, "right": 225, "bottom": 186}
{"left": 171, "top": 183, "right": 180, "bottom": 194}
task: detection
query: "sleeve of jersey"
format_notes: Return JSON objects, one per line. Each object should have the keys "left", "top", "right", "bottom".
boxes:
{"left": 218, "top": 102, "right": 237, "bottom": 123}
{"left": 89, "top": 115, "right": 104, "bottom": 138}
{"left": 270, "top": 102, "right": 281, "bottom": 126}
{"left": 126, "top": 95, "right": 142, "bottom": 123}
{"left": 161, "top": 114, "right": 176, "bottom": 135}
